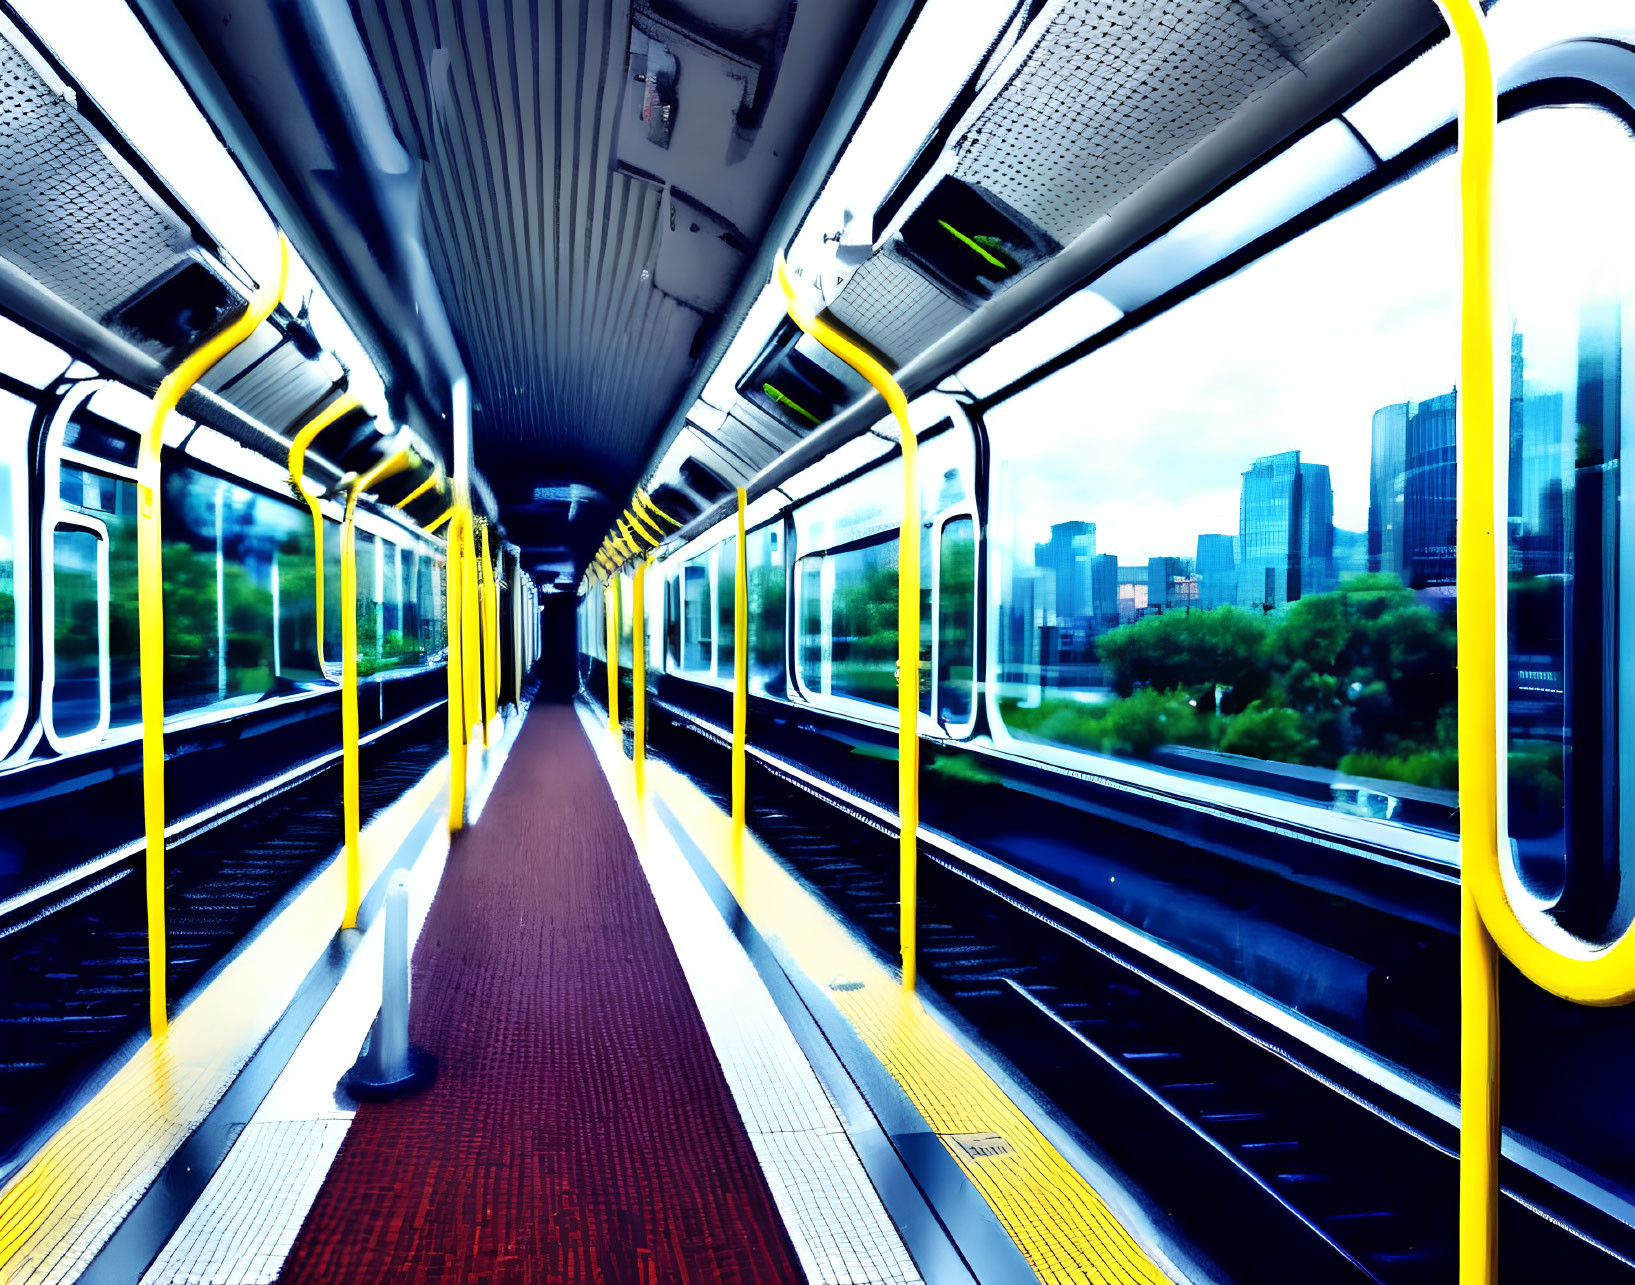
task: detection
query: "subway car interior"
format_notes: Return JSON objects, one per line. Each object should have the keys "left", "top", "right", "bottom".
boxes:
{"left": 1, "top": 0, "right": 1634, "bottom": 1281}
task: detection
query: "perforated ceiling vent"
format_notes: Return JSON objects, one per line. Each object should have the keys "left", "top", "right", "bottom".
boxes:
{"left": 954, "top": 0, "right": 1371, "bottom": 244}
{"left": 0, "top": 29, "right": 195, "bottom": 327}
{"left": 823, "top": 0, "right": 1375, "bottom": 372}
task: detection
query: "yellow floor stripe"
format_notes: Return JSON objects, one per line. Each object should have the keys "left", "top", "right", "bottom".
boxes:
{"left": 0, "top": 763, "right": 449, "bottom": 1285}
{"left": 610, "top": 746, "right": 1174, "bottom": 1285}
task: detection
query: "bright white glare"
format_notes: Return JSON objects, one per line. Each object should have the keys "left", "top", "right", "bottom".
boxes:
{"left": 786, "top": 0, "right": 1012, "bottom": 275}
{"left": 1348, "top": 0, "right": 1635, "bottom": 159}
{"left": 11, "top": 0, "right": 393, "bottom": 429}
{"left": 957, "top": 288, "right": 1123, "bottom": 399}
{"left": 704, "top": 3, "right": 1018, "bottom": 418}
{"left": 985, "top": 105, "right": 1635, "bottom": 563}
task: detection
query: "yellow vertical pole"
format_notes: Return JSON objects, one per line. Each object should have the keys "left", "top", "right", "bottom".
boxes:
{"left": 139, "top": 235, "right": 288, "bottom": 1036}
{"left": 287, "top": 394, "right": 361, "bottom": 670}
{"left": 341, "top": 451, "right": 411, "bottom": 928}
{"left": 1436, "top": 2, "right": 1500, "bottom": 1280}
{"left": 479, "top": 519, "right": 497, "bottom": 742}
{"left": 606, "top": 577, "right": 620, "bottom": 733}
{"left": 446, "top": 510, "right": 467, "bottom": 833}
{"left": 774, "top": 253, "right": 919, "bottom": 990}
{"left": 731, "top": 489, "right": 749, "bottom": 890}
{"left": 461, "top": 513, "right": 481, "bottom": 755}
{"left": 633, "top": 557, "right": 648, "bottom": 794}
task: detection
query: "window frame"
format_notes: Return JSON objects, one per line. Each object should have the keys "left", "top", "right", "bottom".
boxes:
{"left": 968, "top": 51, "right": 1635, "bottom": 870}
{"left": 0, "top": 384, "right": 34, "bottom": 764}
{"left": 41, "top": 512, "right": 110, "bottom": 753}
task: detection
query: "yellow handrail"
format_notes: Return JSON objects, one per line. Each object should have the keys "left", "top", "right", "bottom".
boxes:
{"left": 340, "top": 448, "right": 413, "bottom": 928}
{"left": 480, "top": 518, "right": 498, "bottom": 737}
{"left": 446, "top": 506, "right": 468, "bottom": 833}
{"left": 1433, "top": 3, "right": 1635, "bottom": 1276}
{"left": 427, "top": 505, "right": 455, "bottom": 535}
{"left": 461, "top": 512, "right": 482, "bottom": 755}
{"left": 731, "top": 488, "right": 749, "bottom": 892}
{"left": 633, "top": 557, "right": 648, "bottom": 794}
{"left": 287, "top": 393, "right": 362, "bottom": 672}
{"left": 140, "top": 235, "right": 288, "bottom": 1036}
{"left": 393, "top": 470, "right": 439, "bottom": 511}
{"left": 774, "top": 251, "right": 919, "bottom": 990}
{"left": 606, "top": 577, "right": 620, "bottom": 733}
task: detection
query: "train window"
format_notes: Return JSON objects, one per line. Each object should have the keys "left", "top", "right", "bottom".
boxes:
{"left": 46, "top": 521, "right": 107, "bottom": 746}
{"left": 797, "top": 555, "right": 822, "bottom": 691}
{"left": 323, "top": 517, "right": 343, "bottom": 667}
{"left": 59, "top": 461, "right": 141, "bottom": 726}
{"left": 715, "top": 537, "right": 736, "bottom": 678}
{"left": 0, "top": 390, "right": 27, "bottom": 753}
{"left": 981, "top": 104, "right": 1633, "bottom": 889}
{"left": 789, "top": 418, "right": 978, "bottom": 720}
{"left": 937, "top": 517, "right": 976, "bottom": 725}
{"left": 747, "top": 524, "right": 785, "bottom": 698}
{"left": 824, "top": 538, "right": 899, "bottom": 710}
{"left": 276, "top": 519, "right": 324, "bottom": 679}
{"left": 355, "top": 531, "right": 379, "bottom": 672}
{"left": 664, "top": 570, "right": 681, "bottom": 670}
{"left": 681, "top": 555, "right": 711, "bottom": 671}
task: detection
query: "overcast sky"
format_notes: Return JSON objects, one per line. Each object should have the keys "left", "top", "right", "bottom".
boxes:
{"left": 985, "top": 106, "right": 1635, "bottom": 565}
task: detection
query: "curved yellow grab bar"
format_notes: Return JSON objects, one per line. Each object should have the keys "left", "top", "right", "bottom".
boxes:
{"left": 340, "top": 448, "right": 414, "bottom": 927}
{"left": 140, "top": 235, "right": 289, "bottom": 1036}
{"left": 774, "top": 251, "right": 920, "bottom": 990}
{"left": 287, "top": 393, "right": 362, "bottom": 672}
{"left": 626, "top": 503, "right": 662, "bottom": 546}
{"left": 637, "top": 489, "right": 679, "bottom": 528}
{"left": 393, "top": 470, "right": 440, "bottom": 511}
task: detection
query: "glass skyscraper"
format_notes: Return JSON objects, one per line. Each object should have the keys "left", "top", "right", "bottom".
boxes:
{"left": 1195, "top": 533, "right": 1236, "bottom": 608}
{"left": 1237, "top": 450, "right": 1303, "bottom": 611}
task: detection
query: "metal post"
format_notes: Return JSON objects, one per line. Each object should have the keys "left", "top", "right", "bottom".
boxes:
{"left": 774, "top": 254, "right": 919, "bottom": 990}
{"left": 633, "top": 557, "right": 647, "bottom": 793}
{"left": 731, "top": 489, "right": 748, "bottom": 890}
{"left": 139, "top": 234, "right": 287, "bottom": 1035}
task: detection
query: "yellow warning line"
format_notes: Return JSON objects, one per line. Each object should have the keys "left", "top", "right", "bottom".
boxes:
{"left": 612, "top": 746, "right": 1173, "bottom": 1285}
{"left": 0, "top": 763, "right": 449, "bottom": 1285}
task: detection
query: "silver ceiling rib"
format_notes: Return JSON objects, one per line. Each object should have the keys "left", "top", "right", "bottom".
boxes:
{"left": 355, "top": 0, "right": 701, "bottom": 497}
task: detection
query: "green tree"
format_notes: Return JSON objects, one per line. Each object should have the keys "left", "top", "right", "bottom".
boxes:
{"left": 1096, "top": 605, "right": 1269, "bottom": 706}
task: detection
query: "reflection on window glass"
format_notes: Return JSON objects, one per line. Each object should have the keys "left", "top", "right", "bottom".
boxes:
{"left": 0, "top": 391, "right": 26, "bottom": 742}
{"left": 798, "top": 556, "right": 822, "bottom": 690}
{"left": 919, "top": 522, "right": 933, "bottom": 716}
{"left": 938, "top": 517, "right": 976, "bottom": 724}
{"left": 682, "top": 557, "right": 711, "bottom": 670}
{"left": 748, "top": 525, "right": 785, "bottom": 697}
{"left": 826, "top": 539, "right": 898, "bottom": 709}
{"left": 277, "top": 520, "right": 323, "bottom": 679}
{"left": 984, "top": 108, "right": 1629, "bottom": 896}
{"left": 664, "top": 571, "right": 681, "bottom": 669}
{"left": 716, "top": 538, "right": 736, "bottom": 677}
{"left": 51, "top": 527, "right": 101, "bottom": 739}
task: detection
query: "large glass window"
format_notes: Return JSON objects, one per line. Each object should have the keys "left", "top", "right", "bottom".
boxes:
{"left": 748, "top": 524, "right": 786, "bottom": 697}
{"left": 0, "top": 390, "right": 28, "bottom": 746}
{"left": 937, "top": 517, "right": 977, "bottom": 725}
{"left": 983, "top": 106, "right": 1632, "bottom": 896}
{"left": 715, "top": 537, "right": 736, "bottom": 678}
{"left": 825, "top": 539, "right": 899, "bottom": 709}
{"left": 681, "top": 556, "right": 711, "bottom": 671}
{"left": 50, "top": 525, "right": 103, "bottom": 741}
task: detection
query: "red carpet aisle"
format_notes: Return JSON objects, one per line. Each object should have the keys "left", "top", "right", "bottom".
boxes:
{"left": 277, "top": 705, "right": 804, "bottom": 1284}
